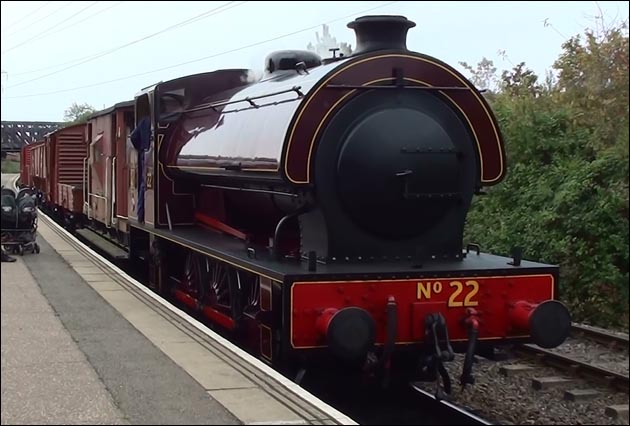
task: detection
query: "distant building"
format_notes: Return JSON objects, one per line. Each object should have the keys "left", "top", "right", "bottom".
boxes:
{"left": 307, "top": 24, "right": 353, "bottom": 59}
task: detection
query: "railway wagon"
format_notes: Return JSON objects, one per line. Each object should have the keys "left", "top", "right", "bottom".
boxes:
{"left": 30, "top": 140, "right": 47, "bottom": 197}
{"left": 20, "top": 140, "right": 44, "bottom": 188}
{"left": 41, "top": 123, "right": 89, "bottom": 221}
{"left": 83, "top": 101, "right": 135, "bottom": 246}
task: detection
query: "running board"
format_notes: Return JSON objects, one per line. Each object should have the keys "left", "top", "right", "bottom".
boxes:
{"left": 75, "top": 228, "right": 128, "bottom": 260}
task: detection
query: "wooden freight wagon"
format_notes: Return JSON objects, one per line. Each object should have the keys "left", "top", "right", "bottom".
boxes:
{"left": 46, "top": 123, "right": 88, "bottom": 216}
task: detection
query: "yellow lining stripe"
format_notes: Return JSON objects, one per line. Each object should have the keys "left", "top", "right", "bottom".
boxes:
{"left": 285, "top": 53, "right": 503, "bottom": 184}
{"left": 155, "top": 129, "right": 194, "bottom": 227}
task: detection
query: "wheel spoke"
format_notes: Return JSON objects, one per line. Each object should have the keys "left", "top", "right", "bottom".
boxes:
{"left": 204, "top": 259, "right": 232, "bottom": 309}
{"left": 181, "top": 252, "right": 202, "bottom": 298}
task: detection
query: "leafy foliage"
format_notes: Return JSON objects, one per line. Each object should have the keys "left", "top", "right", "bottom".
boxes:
{"left": 1, "top": 159, "right": 20, "bottom": 174}
{"left": 459, "top": 57, "right": 498, "bottom": 92}
{"left": 464, "top": 20, "right": 629, "bottom": 329}
{"left": 63, "top": 102, "right": 96, "bottom": 124}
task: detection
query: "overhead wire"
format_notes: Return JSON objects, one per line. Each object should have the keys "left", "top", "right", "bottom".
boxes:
{"left": 23, "top": 1, "right": 125, "bottom": 46}
{"left": 0, "top": 1, "right": 55, "bottom": 34}
{"left": 1, "top": 1, "right": 100, "bottom": 55}
{"left": 1, "top": 1, "right": 399, "bottom": 100}
{"left": 5, "top": 1, "right": 246, "bottom": 88}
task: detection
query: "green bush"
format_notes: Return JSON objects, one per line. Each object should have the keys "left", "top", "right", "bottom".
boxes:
{"left": 466, "top": 98, "right": 629, "bottom": 328}
{"left": 464, "top": 22, "right": 629, "bottom": 330}
{"left": 1, "top": 159, "right": 20, "bottom": 174}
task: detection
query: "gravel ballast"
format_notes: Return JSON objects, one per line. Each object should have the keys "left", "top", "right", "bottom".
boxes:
{"left": 414, "top": 348, "right": 629, "bottom": 425}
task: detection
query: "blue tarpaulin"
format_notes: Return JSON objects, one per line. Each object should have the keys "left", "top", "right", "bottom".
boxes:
{"left": 129, "top": 117, "right": 151, "bottom": 222}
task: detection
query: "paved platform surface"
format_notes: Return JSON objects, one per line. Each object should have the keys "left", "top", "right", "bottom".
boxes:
{"left": 0, "top": 173, "right": 18, "bottom": 188}
{"left": 1, "top": 211, "right": 354, "bottom": 425}
{"left": 1, "top": 242, "right": 239, "bottom": 425}
{"left": 1, "top": 257, "right": 128, "bottom": 425}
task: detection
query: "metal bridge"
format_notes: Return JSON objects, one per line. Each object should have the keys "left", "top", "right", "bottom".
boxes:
{"left": 1, "top": 121, "right": 63, "bottom": 153}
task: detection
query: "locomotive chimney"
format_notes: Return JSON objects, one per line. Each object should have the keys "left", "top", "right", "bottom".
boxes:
{"left": 347, "top": 15, "right": 416, "bottom": 55}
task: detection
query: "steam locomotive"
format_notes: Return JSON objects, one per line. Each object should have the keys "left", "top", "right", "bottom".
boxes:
{"left": 23, "top": 15, "right": 571, "bottom": 393}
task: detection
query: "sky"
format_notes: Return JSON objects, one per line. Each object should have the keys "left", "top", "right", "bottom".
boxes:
{"left": 0, "top": 0, "right": 628, "bottom": 122}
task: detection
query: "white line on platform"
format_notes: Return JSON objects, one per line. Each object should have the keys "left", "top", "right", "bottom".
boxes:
{"left": 39, "top": 213, "right": 358, "bottom": 425}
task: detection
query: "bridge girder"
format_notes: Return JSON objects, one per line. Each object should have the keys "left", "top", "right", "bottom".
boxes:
{"left": 1, "top": 121, "right": 63, "bottom": 151}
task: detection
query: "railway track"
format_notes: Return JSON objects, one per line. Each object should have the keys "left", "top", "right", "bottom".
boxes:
{"left": 570, "top": 323, "right": 630, "bottom": 349}
{"left": 515, "top": 326, "right": 629, "bottom": 394}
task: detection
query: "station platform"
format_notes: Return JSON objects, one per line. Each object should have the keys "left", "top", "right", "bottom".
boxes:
{"left": 1, "top": 213, "right": 356, "bottom": 425}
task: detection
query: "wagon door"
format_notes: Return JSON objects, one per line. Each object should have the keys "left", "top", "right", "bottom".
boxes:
{"left": 114, "top": 107, "right": 134, "bottom": 231}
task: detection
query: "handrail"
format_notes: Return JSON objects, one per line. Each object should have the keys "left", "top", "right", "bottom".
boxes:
{"left": 182, "top": 86, "right": 304, "bottom": 114}
{"left": 111, "top": 156, "right": 117, "bottom": 226}
{"left": 88, "top": 193, "right": 107, "bottom": 200}
{"left": 105, "top": 156, "right": 110, "bottom": 228}
{"left": 86, "top": 157, "right": 92, "bottom": 220}
{"left": 82, "top": 157, "right": 88, "bottom": 216}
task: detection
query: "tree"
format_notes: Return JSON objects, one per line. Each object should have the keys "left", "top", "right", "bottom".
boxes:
{"left": 459, "top": 57, "right": 498, "bottom": 92}
{"left": 307, "top": 24, "right": 353, "bottom": 59}
{"left": 464, "top": 18, "right": 629, "bottom": 330}
{"left": 64, "top": 102, "right": 96, "bottom": 124}
{"left": 500, "top": 62, "right": 543, "bottom": 97}
{"left": 553, "top": 20, "right": 629, "bottom": 151}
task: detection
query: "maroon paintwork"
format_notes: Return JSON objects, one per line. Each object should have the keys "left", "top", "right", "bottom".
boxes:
{"left": 20, "top": 141, "right": 44, "bottom": 188}
{"left": 45, "top": 123, "right": 88, "bottom": 213}
{"left": 85, "top": 101, "right": 134, "bottom": 232}
{"left": 87, "top": 112, "right": 113, "bottom": 224}
{"left": 31, "top": 142, "right": 46, "bottom": 195}
{"left": 114, "top": 106, "right": 134, "bottom": 225}
{"left": 140, "top": 70, "right": 257, "bottom": 228}
{"left": 284, "top": 53, "right": 505, "bottom": 185}
{"left": 140, "top": 47, "right": 506, "bottom": 234}
{"left": 162, "top": 52, "right": 505, "bottom": 187}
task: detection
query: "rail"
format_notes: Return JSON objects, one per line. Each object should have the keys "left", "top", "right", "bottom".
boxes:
{"left": 570, "top": 323, "right": 629, "bottom": 348}
{"left": 515, "top": 344, "right": 629, "bottom": 394}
